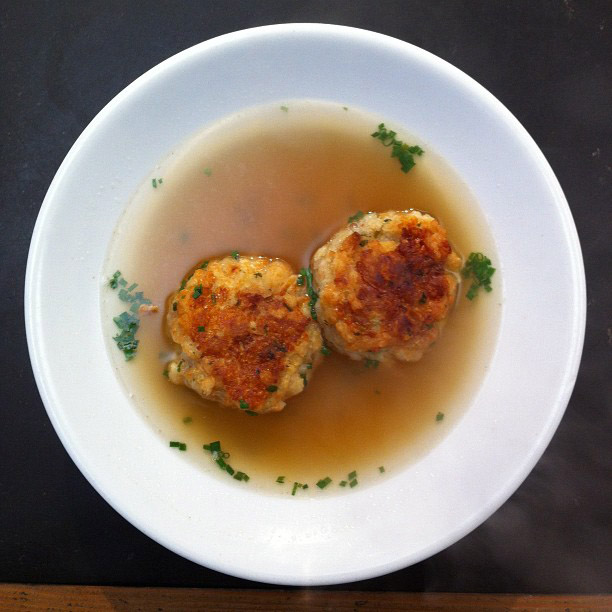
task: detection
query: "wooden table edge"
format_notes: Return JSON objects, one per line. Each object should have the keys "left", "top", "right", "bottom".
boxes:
{"left": 1, "top": 583, "right": 611, "bottom": 610}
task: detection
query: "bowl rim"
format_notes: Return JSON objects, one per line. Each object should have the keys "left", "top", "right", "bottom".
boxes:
{"left": 25, "top": 23, "right": 586, "bottom": 585}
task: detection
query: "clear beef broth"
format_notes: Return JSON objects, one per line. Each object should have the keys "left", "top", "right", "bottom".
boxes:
{"left": 103, "top": 100, "right": 499, "bottom": 492}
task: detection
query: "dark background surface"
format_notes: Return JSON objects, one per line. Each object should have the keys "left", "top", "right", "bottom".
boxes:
{"left": 1, "top": 0, "right": 610, "bottom": 593}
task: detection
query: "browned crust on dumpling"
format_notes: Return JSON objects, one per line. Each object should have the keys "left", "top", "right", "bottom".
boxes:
{"left": 312, "top": 210, "right": 461, "bottom": 362}
{"left": 166, "top": 256, "right": 322, "bottom": 413}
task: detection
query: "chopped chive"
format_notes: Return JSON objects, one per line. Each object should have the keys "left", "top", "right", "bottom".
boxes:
{"left": 266, "top": 385, "right": 278, "bottom": 393}
{"left": 112, "top": 311, "right": 140, "bottom": 361}
{"left": 300, "top": 372, "right": 308, "bottom": 388}
{"left": 127, "top": 283, "right": 138, "bottom": 292}
{"left": 169, "top": 441, "right": 180, "bottom": 448}
{"left": 192, "top": 285, "right": 203, "bottom": 299}
{"left": 436, "top": 411, "right": 445, "bottom": 422}
{"left": 349, "top": 479, "right": 358, "bottom": 488}
{"left": 348, "top": 210, "right": 365, "bottom": 223}
{"left": 371, "top": 123, "right": 424, "bottom": 173}
{"left": 203, "top": 167, "right": 212, "bottom": 176}
{"left": 197, "top": 326, "right": 205, "bottom": 332}
{"left": 462, "top": 252, "right": 496, "bottom": 300}
{"left": 291, "top": 482, "right": 305, "bottom": 496}
{"left": 180, "top": 279, "right": 187, "bottom": 290}
{"left": 177, "top": 360, "right": 184, "bottom": 373}
{"left": 364, "top": 358, "right": 379, "bottom": 369}
{"left": 178, "top": 442, "right": 187, "bottom": 451}
{"left": 203, "top": 441, "right": 221, "bottom": 453}
{"left": 239, "top": 399, "right": 249, "bottom": 411}
{"left": 316, "top": 477, "right": 332, "bottom": 489}
{"left": 305, "top": 363, "right": 312, "bottom": 369}
{"left": 230, "top": 250, "right": 240, "bottom": 260}
{"left": 182, "top": 416, "right": 193, "bottom": 424}
{"left": 152, "top": 178, "right": 157, "bottom": 188}
{"left": 245, "top": 410, "right": 258, "bottom": 416}
{"left": 276, "top": 476, "right": 285, "bottom": 484}
{"left": 109, "top": 271, "right": 121, "bottom": 289}
{"left": 343, "top": 106, "right": 348, "bottom": 111}
{"left": 280, "top": 105, "right": 289, "bottom": 112}
{"left": 320, "top": 346, "right": 331, "bottom": 356}
{"left": 199, "top": 260, "right": 209, "bottom": 269}
{"left": 378, "top": 466, "right": 385, "bottom": 473}
{"left": 254, "top": 272, "right": 263, "bottom": 278}
{"left": 339, "top": 480, "right": 347, "bottom": 487}
{"left": 348, "top": 470, "right": 357, "bottom": 481}
{"left": 172, "top": 302, "right": 177, "bottom": 311}
{"left": 299, "top": 267, "right": 318, "bottom": 320}
{"left": 162, "top": 368, "right": 169, "bottom": 378}
{"left": 234, "top": 471, "right": 250, "bottom": 482}
{"left": 296, "top": 274, "right": 304, "bottom": 286}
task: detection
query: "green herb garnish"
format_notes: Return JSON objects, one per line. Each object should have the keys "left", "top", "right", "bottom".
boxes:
{"left": 371, "top": 123, "right": 424, "bottom": 173}
{"left": 276, "top": 476, "right": 285, "bottom": 484}
{"left": 316, "top": 477, "right": 332, "bottom": 489}
{"left": 112, "top": 311, "right": 140, "bottom": 361}
{"left": 296, "top": 274, "right": 304, "bottom": 286}
{"left": 291, "top": 482, "right": 306, "bottom": 496}
{"left": 348, "top": 210, "right": 365, "bottom": 223}
{"left": 203, "top": 168, "right": 212, "bottom": 176}
{"left": 239, "top": 399, "right": 249, "bottom": 411}
{"left": 339, "top": 480, "right": 347, "bottom": 487}
{"left": 436, "top": 411, "right": 445, "bottom": 422}
{"left": 197, "top": 325, "right": 205, "bottom": 332}
{"left": 267, "top": 385, "right": 278, "bottom": 393}
{"left": 203, "top": 441, "right": 221, "bottom": 452}
{"left": 462, "top": 252, "right": 495, "bottom": 300}
{"left": 202, "top": 441, "right": 250, "bottom": 483}
{"left": 162, "top": 369, "right": 169, "bottom": 378}
{"left": 169, "top": 441, "right": 186, "bottom": 451}
{"left": 109, "top": 270, "right": 121, "bottom": 289}
{"left": 364, "top": 358, "right": 379, "bottom": 369}
{"left": 192, "top": 285, "right": 203, "bottom": 299}
{"left": 199, "top": 260, "right": 209, "bottom": 269}
{"left": 230, "top": 250, "right": 240, "bottom": 260}
{"left": 378, "top": 466, "right": 385, "bottom": 473}
{"left": 280, "top": 105, "right": 289, "bottom": 112}
{"left": 320, "top": 346, "right": 331, "bottom": 356}
{"left": 299, "top": 267, "right": 318, "bottom": 320}
{"left": 183, "top": 416, "right": 193, "bottom": 424}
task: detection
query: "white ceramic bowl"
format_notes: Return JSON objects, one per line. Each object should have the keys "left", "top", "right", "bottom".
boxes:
{"left": 25, "top": 24, "right": 585, "bottom": 585}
